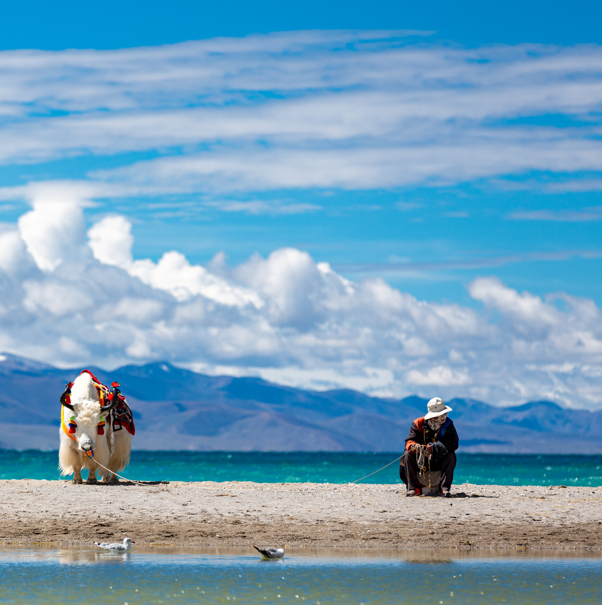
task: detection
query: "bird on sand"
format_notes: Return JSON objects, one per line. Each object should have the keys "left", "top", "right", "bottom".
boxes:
{"left": 94, "top": 537, "right": 134, "bottom": 551}
{"left": 253, "top": 544, "right": 284, "bottom": 559}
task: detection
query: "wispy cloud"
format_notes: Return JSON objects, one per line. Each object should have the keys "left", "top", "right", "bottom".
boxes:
{"left": 396, "top": 201, "right": 424, "bottom": 211}
{"left": 1, "top": 33, "right": 602, "bottom": 196}
{"left": 203, "top": 200, "right": 322, "bottom": 215}
{"left": 508, "top": 209, "right": 602, "bottom": 222}
{"left": 547, "top": 179, "right": 602, "bottom": 192}
{"left": 444, "top": 211, "right": 469, "bottom": 218}
{"left": 334, "top": 249, "right": 602, "bottom": 274}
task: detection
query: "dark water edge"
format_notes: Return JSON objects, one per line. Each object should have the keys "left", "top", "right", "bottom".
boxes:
{"left": 1, "top": 450, "right": 601, "bottom": 486}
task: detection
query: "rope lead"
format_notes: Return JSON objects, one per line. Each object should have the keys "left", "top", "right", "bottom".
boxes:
{"left": 349, "top": 455, "right": 402, "bottom": 484}
{"left": 82, "top": 448, "right": 149, "bottom": 486}
{"left": 81, "top": 450, "right": 403, "bottom": 486}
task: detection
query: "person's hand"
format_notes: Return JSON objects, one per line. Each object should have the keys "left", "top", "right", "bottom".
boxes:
{"left": 426, "top": 443, "right": 433, "bottom": 455}
{"left": 409, "top": 443, "right": 417, "bottom": 453}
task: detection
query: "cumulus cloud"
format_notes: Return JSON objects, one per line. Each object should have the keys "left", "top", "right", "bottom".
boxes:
{"left": 0, "top": 200, "right": 600, "bottom": 409}
{"left": 128, "top": 251, "right": 264, "bottom": 308}
{"left": 0, "top": 229, "right": 32, "bottom": 275}
{"left": 406, "top": 366, "right": 471, "bottom": 386}
{"left": 88, "top": 215, "right": 134, "bottom": 267}
{"left": 17, "top": 187, "right": 90, "bottom": 272}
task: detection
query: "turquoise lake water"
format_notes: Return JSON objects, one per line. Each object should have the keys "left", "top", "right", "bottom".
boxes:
{"left": 1, "top": 451, "right": 601, "bottom": 486}
{"left": 0, "top": 547, "right": 600, "bottom": 605}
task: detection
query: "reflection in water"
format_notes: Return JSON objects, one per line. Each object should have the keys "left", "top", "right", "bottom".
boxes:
{"left": 56, "top": 548, "right": 131, "bottom": 566}
{"left": 404, "top": 557, "right": 453, "bottom": 565}
{"left": 0, "top": 546, "right": 600, "bottom": 604}
{"left": 17, "top": 543, "right": 602, "bottom": 561}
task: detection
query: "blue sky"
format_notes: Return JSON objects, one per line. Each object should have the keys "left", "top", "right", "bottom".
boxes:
{"left": 2, "top": 1, "right": 601, "bottom": 48}
{"left": 0, "top": 2, "right": 601, "bottom": 408}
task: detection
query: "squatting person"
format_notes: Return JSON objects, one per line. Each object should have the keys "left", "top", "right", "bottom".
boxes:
{"left": 399, "top": 397, "right": 459, "bottom": 497}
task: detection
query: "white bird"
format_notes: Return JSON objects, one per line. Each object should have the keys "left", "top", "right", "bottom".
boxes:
{"left": 94, "top": 537, "right": 134, "bottom": 551}
{"left": 253, "top": 544, "right": 284, "bottom": 559}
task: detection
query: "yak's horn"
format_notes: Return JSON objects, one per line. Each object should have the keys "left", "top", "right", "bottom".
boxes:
{"left": 100, "top": 384, "right": 121, "bottom": 413}
{"left": 60, "top": 385, "right": 74, "bottom": 410}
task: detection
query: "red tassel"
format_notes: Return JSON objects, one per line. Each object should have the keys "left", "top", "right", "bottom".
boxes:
{"left": 97, "top": 426, "right": 104, "bottom": 435}
{"left": 69, "top": 425, "right": 76, "bottom": 434}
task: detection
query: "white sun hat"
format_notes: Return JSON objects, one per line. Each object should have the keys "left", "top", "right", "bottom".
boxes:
{"left": 424, "top": 397, "right": 453, "bottom": 420}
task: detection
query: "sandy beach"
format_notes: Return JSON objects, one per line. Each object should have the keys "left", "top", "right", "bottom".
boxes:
{"left": 0, "top": 480, "right": 600, "bottom": 551}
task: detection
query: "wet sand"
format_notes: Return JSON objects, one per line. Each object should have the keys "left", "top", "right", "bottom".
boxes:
{"left": 1, "top": 480, "right": 600, "bottom": 551}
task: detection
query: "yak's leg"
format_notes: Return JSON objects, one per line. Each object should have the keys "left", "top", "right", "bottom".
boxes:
{"left": 101, "top": 471, "right": 118, "bottom": 484}
{"left": 73, "top": 452, "right": 84, "bottom": 484}
{"left": 85, "top": 448, "right": 109, "bottom": 485}
{"left": 72, "top": 467, "right": 83, "bottom": 484}
{"left": 104, "top": 431, "right": 132, "bottom": 484}
{"left": 100, "top": 463, "right": 117, "bottom": 484}
{"left": 86, "top": 464, "right": 98, "bottom": 484}
{"left": 98, "top": 431, "right": 118, "bottom": 484}
{"left": 59, "top": 437, "right": 84, "bottom": 484}
{"left": 82, "top": 446, "right": 108, "bottom": 485}
{"left": 100, "top": 458, "right": 119, "bottom": 484}
{"left": 84, "top": 449, "right": 105, "bottom": 485}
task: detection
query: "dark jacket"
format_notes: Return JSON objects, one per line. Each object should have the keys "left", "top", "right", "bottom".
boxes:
{"left": 404, "top": 417, "right": 459, "bottom": 464}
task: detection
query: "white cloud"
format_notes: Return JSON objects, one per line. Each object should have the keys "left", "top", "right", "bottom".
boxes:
{"left": 469, "top": 277, "right": 560, "bottom": 335}
{"left": 88, "top": 215, "right": 134, "bottom": 267}
{"left": 234, "top": 248, "right": 347, "bottom": 329}
{"left": 14, "top": 182, "right": 96, "bottom": 272}
{"left": 333, "top": 249, "right": 602, "bottom": 275}
{"left": 0, "top": 200, "right": 599, "bottom": 409}
{"left": 396, "top": 202, "right": 423, "bottom": 211}
{"left": 94, "top": 138, "right": 602, "bottom": 192}
{"left": 189, "top": 364, "right": 397, "bottom": 397}
{"left": 128, "top": 250, "right": 264, "bottom": 308}
{"left": 203, "top": 200, "right": 322, "bottom": 215}
{"left": 18, "top": 200, "right": 87, "bottom": 272}
{"left": 0, "top": 229, "right": 32, "bottom": 275}
{"left": 0, "top": 34, "right": 601, "bottom": 408}
{"left": 23, "top": 280, "right": 94, "bottom": 317}
{"left": 406, "top": 366, "right": 471, "bottom": 386}
{"left": 508, "top": 209, "right": 602, "bottom": 222}
{"left": 0, "top": 33, "right": 602, "bottom": 194}
{"left": 86, "top": 213, "right": 263, "bottom": 308}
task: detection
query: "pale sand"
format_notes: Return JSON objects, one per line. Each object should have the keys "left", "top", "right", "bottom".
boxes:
{"left": 1, "top": 480, "right": 601, "bottom": 551}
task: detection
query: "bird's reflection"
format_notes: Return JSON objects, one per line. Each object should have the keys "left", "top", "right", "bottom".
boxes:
{"left": 57, "top": 548, "right": 131, "bottom": 565}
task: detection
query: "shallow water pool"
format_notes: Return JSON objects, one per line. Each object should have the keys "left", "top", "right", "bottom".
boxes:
{"left": 0, "top": 547, "right": 600, "bottom": 604}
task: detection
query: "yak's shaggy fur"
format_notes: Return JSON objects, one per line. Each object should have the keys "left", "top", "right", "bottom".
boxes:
{"left": 58, "top": 372, "right": 133, "bottom": 484}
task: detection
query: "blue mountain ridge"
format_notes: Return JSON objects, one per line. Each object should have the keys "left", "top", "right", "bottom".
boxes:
{"left": 0, "top": 353, "right": 599, "bottom": 453}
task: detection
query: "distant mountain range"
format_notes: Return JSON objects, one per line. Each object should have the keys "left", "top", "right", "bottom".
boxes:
{"left": 0, "top": 353, "right": 600, "bottom": 453}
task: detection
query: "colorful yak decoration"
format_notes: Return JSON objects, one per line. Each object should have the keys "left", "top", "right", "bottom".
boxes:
{"left": 58, "top": 370, "right": 135, "bottom": 484}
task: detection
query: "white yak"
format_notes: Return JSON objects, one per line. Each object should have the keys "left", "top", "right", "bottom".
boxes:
{"left": 58, "top": 372, "right": 133, "bottom": 484}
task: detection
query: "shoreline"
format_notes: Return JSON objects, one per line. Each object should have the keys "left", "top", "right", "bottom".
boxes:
{"left": 1, "top": 480, "right": 601, "bottom": 551}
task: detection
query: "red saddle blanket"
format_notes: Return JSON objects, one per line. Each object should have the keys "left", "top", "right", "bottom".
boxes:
{"left": 65, "top": 369, "right": 136, "bottom": 436}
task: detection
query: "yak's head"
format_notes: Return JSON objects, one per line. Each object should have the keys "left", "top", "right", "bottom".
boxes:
{"left": 60, "top": 373, "right": 119, "bottom": 452}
